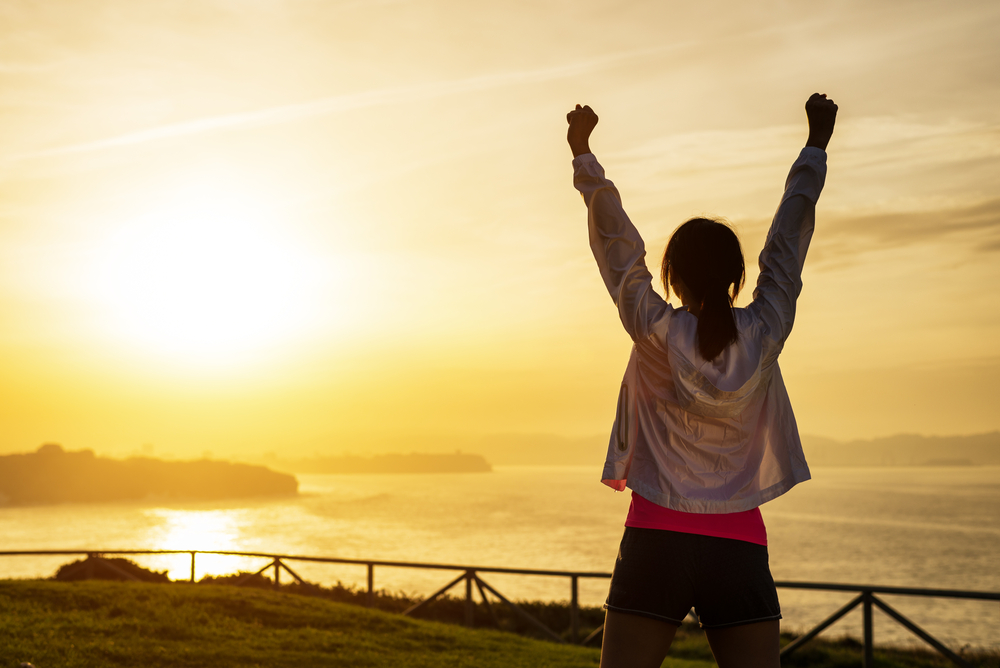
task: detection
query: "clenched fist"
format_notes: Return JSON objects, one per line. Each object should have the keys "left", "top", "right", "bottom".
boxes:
{"left": 805, "top": 93, "right": 838, "bottom": 151}
{"left": 567, "top": 104, "right": 599, "bottom": 158}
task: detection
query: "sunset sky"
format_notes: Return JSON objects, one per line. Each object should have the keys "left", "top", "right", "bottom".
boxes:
{"left": 1, "top": 0, "right": 998, "bottom": 460}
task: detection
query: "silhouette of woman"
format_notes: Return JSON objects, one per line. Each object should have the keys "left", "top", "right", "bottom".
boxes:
{"left": 566, "top": 93, "right": 838, "bottom": 668}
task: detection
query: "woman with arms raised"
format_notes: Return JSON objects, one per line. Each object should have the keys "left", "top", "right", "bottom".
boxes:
{"left": 567, "top": 93, "right": 838, "bottom": 668}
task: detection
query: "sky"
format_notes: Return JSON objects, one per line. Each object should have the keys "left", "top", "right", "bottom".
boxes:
{"left": 1, "top": 0, "right": 998, "bottom": 459}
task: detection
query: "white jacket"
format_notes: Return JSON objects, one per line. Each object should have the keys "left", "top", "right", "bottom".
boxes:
{"left": 573, "top": 147, "right": 827, "bottom": 513}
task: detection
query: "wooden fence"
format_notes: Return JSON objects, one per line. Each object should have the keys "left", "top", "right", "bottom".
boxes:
{"left": 1, "top": 549, "right": 996, "bottom": 668}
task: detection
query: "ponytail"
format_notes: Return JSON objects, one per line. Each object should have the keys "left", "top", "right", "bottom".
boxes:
{"left": 662, "top": 218, "right": 745, "bottom": 361}
{"left": 697, "top": 282, "right": 739, "bottom": 360}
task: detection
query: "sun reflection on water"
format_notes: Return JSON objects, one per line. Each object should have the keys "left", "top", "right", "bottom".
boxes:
{"left": 152, "top": 509, "right": 240, "bottom": 550}
{"left": 143, "top": 508, "right": 263, "bottom": 581}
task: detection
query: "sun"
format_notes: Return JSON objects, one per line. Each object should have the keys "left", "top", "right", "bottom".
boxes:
{"left": 90, "top": 181, "right": 327, "bottom": 368}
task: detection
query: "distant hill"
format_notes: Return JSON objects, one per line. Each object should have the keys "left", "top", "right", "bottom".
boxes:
{"left": 277, "top": 452, "right": 491, "bottom": 475}
{"left": 263, "top": 431, "right": 1000, "bottom": 473}
{"left": 472, "top": 433, "right": 606, "bottom": 466}
{"left": 801, "top": 432, "right": 1000, "bottom": 466}
{"left": 459, "top": 431, "right": 1000, "bottom": 467}
{"left": 0, "top": 444, "right": 298, "bottom": 505}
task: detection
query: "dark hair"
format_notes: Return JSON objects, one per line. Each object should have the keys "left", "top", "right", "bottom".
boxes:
{"left": 661, "top": 218, "right": 746, "bottom": 361}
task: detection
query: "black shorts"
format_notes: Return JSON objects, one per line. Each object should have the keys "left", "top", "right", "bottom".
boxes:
{"left": 605, "top": 527, "right": 782, "bottom": 629}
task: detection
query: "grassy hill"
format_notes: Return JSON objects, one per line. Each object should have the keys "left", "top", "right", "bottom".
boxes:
{"left": 0, "top": 580, "right": 695, "bottom": 668}
{"left": 1, "top": 579, "right": 994, "bottom": 668}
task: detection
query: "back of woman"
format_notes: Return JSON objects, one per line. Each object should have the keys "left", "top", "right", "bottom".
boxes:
{"left": 585, "top": 160, "right": 824, "bottom": 512}
{"left": 567, "top": 93, "right": 838, "bottom": 668}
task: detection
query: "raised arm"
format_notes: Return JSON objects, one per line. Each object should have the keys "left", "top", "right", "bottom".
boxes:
{"left": 752, "top": 94, "right": 837, "bottom": 355}
{"left": 568, "top": 105, "right": 669, "bottom": 341}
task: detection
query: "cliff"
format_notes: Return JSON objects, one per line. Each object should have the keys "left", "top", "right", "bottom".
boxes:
{"left": 0, "top": 444, "right": 298, "bottom": 505}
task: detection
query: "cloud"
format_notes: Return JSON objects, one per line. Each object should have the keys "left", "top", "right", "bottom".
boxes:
{"left": 598, "top": 117, "right": 1000, "bottom": 262}
{"left": 825, "top": 198, "right": 1000, "bottom": 253}
{"left": 0, "top": 61, "right": 64, "bottom": 74}
{"left": 14, "top": 43, "right": 692, "bottom": 161}
{"left": 799, "top": 198, "right": 1000, "bottom": 272}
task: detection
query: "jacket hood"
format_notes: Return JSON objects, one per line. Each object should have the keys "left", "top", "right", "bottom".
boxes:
{"left": 665, "top": 308, "right": 764, "bottom": 418}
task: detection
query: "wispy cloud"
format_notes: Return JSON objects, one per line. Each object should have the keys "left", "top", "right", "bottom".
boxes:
{"left": 826, "top": 198, "right": 1000, "bottom": 253}
{"left": 799, "top": 197, "right": 1000, "bottom": 271}
{"left": 602, "top": 117, "right": 1000, "bottom": 253}
{"left": 17, "top": 44, "right": 691, "bottom": 161}
{"left": 0, "top": 61, "right": 64, "bottom": 74}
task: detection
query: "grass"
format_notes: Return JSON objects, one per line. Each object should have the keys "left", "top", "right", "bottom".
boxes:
{"left": 197, "top": 569, "right": 999, "bottom": 668}
{"left": 1, "top": 579, "right": 995, "bottom": 668}
{"left": 0, "top": 579, "right": 712, "bottom": 668}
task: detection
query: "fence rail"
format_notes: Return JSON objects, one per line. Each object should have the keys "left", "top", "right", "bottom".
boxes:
{"left": 1, "top": 549, "right": 996, "bottom": 667}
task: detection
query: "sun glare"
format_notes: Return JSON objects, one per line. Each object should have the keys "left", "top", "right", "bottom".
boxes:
{"left": 90, "top": 182, "right": 327, "bottom": 368}
{"left": 145, "top": 508, "right": 260, "bottom": 580}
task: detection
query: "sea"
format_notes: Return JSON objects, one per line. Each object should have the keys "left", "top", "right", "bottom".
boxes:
{"left": 1, "top": 465, "right": 997, "bottom": 650}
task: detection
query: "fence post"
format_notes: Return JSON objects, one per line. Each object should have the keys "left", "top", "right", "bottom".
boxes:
{"left": 367, "top": 563, "right": 374, "bottom": 608}
{"left": 274, "top": 559, "right": 281, "bottom": 590}
{"left": 570, "top": 575, "right": 579, "bottom": 643}
{"left": 190, "top": 552, "right": 196, "bottom": 583}
{"left": 863, "top": 591, "right": 873, "bottom": 668}
{"left": 465, "top": 570, "right": 475, "bottom": 627}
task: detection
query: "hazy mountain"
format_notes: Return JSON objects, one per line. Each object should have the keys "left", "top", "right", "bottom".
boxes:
{"left": 271, "top": 452, "right": 491, "bottom": 475}
{"left": 469, "top": 431, "right": 1000, "bottom": 467}
{"left": 472, "top": 433, "right": 607, "bottom": 466}
{"left": 801, "top": 432, "right": 1000, "bottom": 466}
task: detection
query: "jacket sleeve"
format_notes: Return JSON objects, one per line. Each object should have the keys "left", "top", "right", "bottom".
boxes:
{"left": 751, "top": 147, "right": 827, "bottom": 353}
{"left": 573, "top": 153, "right": 669, "bottom": 341}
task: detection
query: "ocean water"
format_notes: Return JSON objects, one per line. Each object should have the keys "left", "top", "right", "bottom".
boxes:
{"left": 0, "top": 465, "right": 997, "bottom": 650}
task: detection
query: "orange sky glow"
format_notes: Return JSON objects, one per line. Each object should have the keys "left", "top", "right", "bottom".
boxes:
{"left": 1, "top": 0, "right": 998, "bottom": 459}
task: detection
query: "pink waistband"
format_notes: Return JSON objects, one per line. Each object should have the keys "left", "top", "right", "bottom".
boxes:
{"left": 624, "top": 492, "right": 767, "bottom": 546}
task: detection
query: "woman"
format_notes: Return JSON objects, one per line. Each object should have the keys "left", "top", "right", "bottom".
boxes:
{"left": 566, "top": 93, "right": 838, "bottom": 668}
